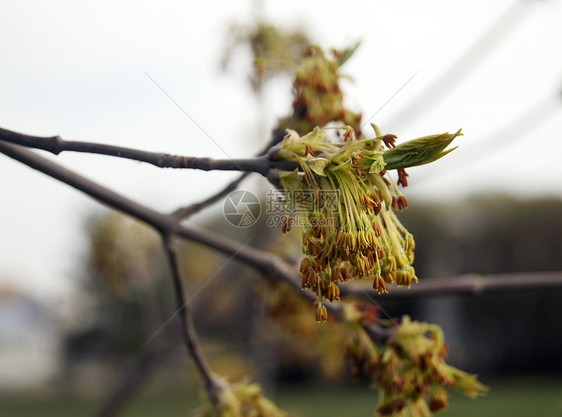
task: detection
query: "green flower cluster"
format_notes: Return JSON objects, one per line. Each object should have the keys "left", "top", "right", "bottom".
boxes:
{"left": 343, "top": 310, "right": 488, "bottom": 416}
{"left": 274, "top": 126, "right": 461, "bottom": 319}
{"left": 374, "top": 316, "right": 487, "bottom": 416}
{"left": 279, "top": 45, "right": 362, "bottom": 135}
{"left": 196, "top": 379, "right": 289, "bottom": 417}
{"left": 222, "top": 22, "right": 310, "bottom": 92}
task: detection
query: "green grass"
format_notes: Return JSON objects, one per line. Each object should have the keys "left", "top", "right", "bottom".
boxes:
{"left": 278, "top": 377, "right": 562, "bottom": 417}
{"left": 1, "top": 377, "right": 561, "bottom": 417}
{"left": 438, "top": 377, "right": 562, "bottom": 417}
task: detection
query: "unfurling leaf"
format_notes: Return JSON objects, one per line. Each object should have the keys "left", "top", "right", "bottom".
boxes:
{"left": 383, "top": 130, "right": 462, "bottom": 170}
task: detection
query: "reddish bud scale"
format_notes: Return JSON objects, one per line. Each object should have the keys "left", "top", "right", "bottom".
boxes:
{"left": 314, "top": 226, "right": 322, "bottom": 239}
{"left": 362, "top": 193, "right": 371, "bottom": 208}
{"left": 332, "top": 267, "right": 342, "bottom": 283}
{"left": 299, "top": 258, "right": 309, "bottom": 274}
{"left": 316, "top": 304, "right": 328, "bottom": 322}
{"left": 336, "top": 230, "right": 345, "bottom": 246}
{"left": 355, "top": 167, "right": 367, "bottom": 180}
{"left": 382, "top": 134, "right": 397, "bottom": 149}
{"left": 429, "top": 396, "right": 449, "bottom": 412}
{"left": 397, "top": 168, "right": 409, "bottom": 187}
{"left": 307, "top": 267, "right": 318, "bottom": 286}
{"left": 327, "top": 282, "right": 340, "bottom": 301}
{"left": 373, "top": 275, "right": 388, "bottom": 294}
{"left": 307, "top": 240, "right": 318, "bottom": 256}
{"left": 377, "top": 399, "right": 406, "bottom": 416}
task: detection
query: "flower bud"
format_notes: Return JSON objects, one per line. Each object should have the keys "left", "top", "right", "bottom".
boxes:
{"left": 316, "top": 303, "right": 328, "bottom": 322}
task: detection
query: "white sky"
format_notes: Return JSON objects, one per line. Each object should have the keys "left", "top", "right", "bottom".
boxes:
{"left": 0, "top": 0, "right": 561, "bottom": 300}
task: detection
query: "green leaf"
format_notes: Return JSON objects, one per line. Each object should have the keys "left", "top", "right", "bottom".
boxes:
{"left": 307, "top": 157, "right": 329, "bottom": 176}
{"left": 369, "top": 153, "right": 386, "bottom": 173}
{"left": 336, "top": 41, "right": 361, "bottom": 67}
{"left": 383, "top": 129, "right": 462, "bottom": 170}
{"left": 330, "top": 158, "right": 352, "bottom": 172}
{"left": 278, "top": 168, "right": 300, "bottom": 180}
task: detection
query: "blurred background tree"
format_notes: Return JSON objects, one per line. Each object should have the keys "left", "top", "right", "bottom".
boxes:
{"left": 66, "top": 196, "right": 562, "bottom": 390}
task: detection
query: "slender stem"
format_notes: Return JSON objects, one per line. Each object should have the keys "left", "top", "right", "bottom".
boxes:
{"left": 172, "top": 172, "right": 250, "bottom": 219}
{"left": 172, "top": 127, "right": 287, "bottom": 220}
{"left": 341, "top": 271, "right": 562, "bottom": 298}
{"left": 162, "top": 235, "right": 226, "bottom": 404}
{"left": 0, "top": 126, "right": 287, "bottom": 175}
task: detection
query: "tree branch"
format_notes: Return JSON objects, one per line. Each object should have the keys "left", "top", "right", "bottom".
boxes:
{"left": 162, "top": 235, "right": 226, "bottom": 404}
{"left": 172, "top": 172, "right": 250, "bottom": 219}
{"left": 341, "top": 271, "right": 562, "bottom": 299}
{"left": 0, "top": 126, "right": 297, "bottom": 175}
{"left": 171, "top": 127, "right": 286, "bottom": 220}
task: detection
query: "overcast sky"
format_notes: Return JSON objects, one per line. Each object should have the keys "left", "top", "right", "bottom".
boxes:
{"left": 1, "top": 0, "right": 561, "bottom": 300}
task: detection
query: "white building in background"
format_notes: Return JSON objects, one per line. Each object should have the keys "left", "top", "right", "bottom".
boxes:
{"left": 0, "top": 288, "right": 62, "bottom": 391}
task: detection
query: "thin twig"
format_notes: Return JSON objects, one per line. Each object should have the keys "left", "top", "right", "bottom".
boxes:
{"left": 342, "top": 271, "right": 562, "bottom": 299}
{"left": 172, "top": 127, "right": 286, "bottom": 220}
{"left": 0, "top": 126, "right": 297, "bottom": 175}
{"left": 172, "top": 172, "right": 250, "bottom": 219}
{"left": 162, "top": 235, "right": 226, "bottom": 404}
